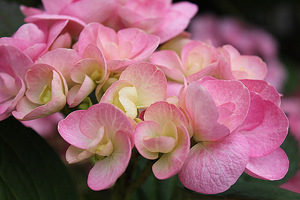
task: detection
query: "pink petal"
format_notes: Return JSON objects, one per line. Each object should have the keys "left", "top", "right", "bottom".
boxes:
{"left": 66, "top": 145, "right": 94, "bottom": 164}
{"left": 119, "top": 62, "right": 167, "bottom": 108}
{"left": 36, "top": 48, "right": 81, "bottom": 86}
{"left": 238, "top": 100, "right": 288, "bottom": 157}
{"left": 178, "top": 133, "right": 249, "bottom": 194}
{"left": 0, "top": 45, "right": 33, "bottom": 79}
{"left": 58, "top": 110, "right": 91, "bottom": 149}
{"left": 240, "top": 79, "right": 281, "bottom": 107}
{"left": 150, "top": 50, "right": 185, "bottom": 82}
{"left": 245, "top": 148, "right": 289, "bottom": 180}
{"left": 134, "top": 121, "right": 162, "bottom": 159}
{"left": 144, "top": 101, "right": 188, "bottom": 130}
{"left": 153, "top": 125, "right": 190, "bottom": 179}
{"left": 87, "top": 130, "right": 131, "bottom": 190}
{"left": 79, "top": 103, "right": 134, "bottom": 146}
{"left": 201, "top": 79, "right": 250, "bottom": 132}
{"left": 281, "top": 170, "right": 300, "bottom": 193}
{"left": 185, "top": 81, "right": 230, "bottom": 141}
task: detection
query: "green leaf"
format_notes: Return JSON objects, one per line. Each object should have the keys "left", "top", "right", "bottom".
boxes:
{"left": 0, "top": 0, "right": 25, "bottom": 37}
{"left": 0, "top": 117, "right": 79, "bottom": 200}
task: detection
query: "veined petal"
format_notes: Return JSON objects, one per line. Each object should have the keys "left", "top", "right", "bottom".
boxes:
{"left": 245, "top": 148, "right": 289, "bottom": 180}
{"left": 87, "top": 130, "right": 131, "bottom": 190}
{"left": 178, "top": 133, "right": 249, "bottom": 194}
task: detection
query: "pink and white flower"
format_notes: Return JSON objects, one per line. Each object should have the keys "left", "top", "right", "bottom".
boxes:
{"left": 58, "top": 103, "right": 134, "bottom": 190}
{"left": 134, "top": 101, "right": 190, "bottom": 179}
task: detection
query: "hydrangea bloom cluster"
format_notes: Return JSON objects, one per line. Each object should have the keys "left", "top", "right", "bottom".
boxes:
{"left": 0, "top": 0, "right": 289, "bottom": 195}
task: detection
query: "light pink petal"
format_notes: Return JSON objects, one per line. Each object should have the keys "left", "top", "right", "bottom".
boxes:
{"left": 178, "top": 133, "right": 249, "bottom": 194}
{"left": 231, "top": 56, "right": 268, "bottom": 80}
{"left": 41, "top": 0, "right": 70, "bottom": 14}
{"left": 67, "top": 76, "right": 95, "bottom": 108}
{"left": 66, "top": 145, "right": 94, "bottom": 164}
{"left": 134, "top": 121, "right": 162, "bottom": 159}
{"left": 185, "top": 81, "right": 230, "bottom": 142}
{"left": 36, "top": 48, "right": 81, "bottom": 86}
{"left": 50, "top": 32, "right": 72, "bottom": 50}
{"left": 153, "top": 2, "right": 198, "bottom": 43}
{"left": 58, "top": 110, "right": 91, "bottom": 149}
{"left": 22, "top": 112, "right": 64, "bottom": 138}
{"left": 119, "top": 62, "right": 167, "bottom": 108}
{"left": 150, "top": 50, "right": 185, "bottom": 82}
{"left": 100, "top": 79, "right": 134, "bottom": 103}
{"left": 143, "top": 136, "right": 176, "bottom": 153}
{"left": 201, "top": 79, "right": 250, "bottom": 132}
{"left": 13, "top": 23, "right": 45, "bottom": 44}
{"left": 240, "top": 79, "right": 281, "bottom": 107}
{"left": 166, "top": 81, "right": 184, "bottom": 97}
{"left": 46, "top": 20, "right": 69, "bottom": 48}
{"left": 0, "top": 45, "right": 33, "bottom": 79}
{"left": 245, "top": 148, "right": 289, "bottom": 180}
{"left": 20, "top": 5, "right": 43, "bottom": 16}
{"left": 238, "top": 100, "right": 288, "bottom": 157}
{"left": 87, "top": 130, "right": 131, "bottom": 190}
{"left": 61, "top": 0, "right": 116, "bottom": 23}
{"left": 186, "top": 56, "right": 234, "bottom": 82}
{"left": 144, "top": 101, "right": 188, "bottom": 130}
{"left": 23, "top": 43, "right": 47, "bottom": 61}
{"left": 79, "top": 103, "right": 134, "bottom": 146}
{"left": 24, "top": 14, "right": 86, "bottom": 36}
{"left": 153, "top": 125, "right": 190, "bottom": 179}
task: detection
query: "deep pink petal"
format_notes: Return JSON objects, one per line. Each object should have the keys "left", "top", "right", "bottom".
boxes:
{"left": 245, "top": 148, "right": 289, "bottom": 180}
{"left": 185, "top": 81, "right": 230, "bottom": 141}
{"left": 240, "top": 79, "right": 281, "bottom": 107}
{"left": 238, "top": 100, "right": 288, "bottom": 157}
{"left": 202, "top": 79, "right": 250, "bottom": 132}
{"left": 178, "top": 133, "right": 249, "bottom": 194}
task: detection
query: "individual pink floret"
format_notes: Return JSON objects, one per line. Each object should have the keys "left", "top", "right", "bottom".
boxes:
{"left": 58, "top": 103, "right": 133, "bottom": 190}
{"left": 13, "top": 48, "right": 81, "bottom": 120}
{"left": 100, "top": 62, "right": 167, "bottom": 119}
{"left": 0, "top": 22, "right": 71, "bottom": 61}
{"left": 0, "top": 45, "right": 33, "bottom": 121}
{"left": 150, "top": 41, "right": 234, "bottom": 84}
{"left": 67, "top": 44, "right": 108, "bottom": 107}
{"left": 118, "top": 0, "right": 198, "bottom": 43}
{"left": 220, "top": 45, "right": 268, "bottom": 80}
{"left": 76, "top": 22, "right": 160, "bottom": 72}
{"left": 178, "top": 79, "right": 251, "bottom": 194}
{"left": 134, "top": 101, "right": 190, "bottom": 179}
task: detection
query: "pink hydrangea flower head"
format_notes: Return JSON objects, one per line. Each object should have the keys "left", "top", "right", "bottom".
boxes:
{"left": 0, "top": 21, "right": 71, "bottom": 61}
{"left": 58, "top": 103, "right": 134, "bottom": 190}
{"left": 134, "top": 101, "right": 190, "bottom": 179}
{"left": 76, "top": 22, "right": 160, "bottom": 72}
{"left": 100, "top": 62, "right": 167, "bottom": 119}
{"left": 118, "top": 0, "right": 198, "bottom": 43}
{"left": 0, "top": 45, "right": 33, "bottom": 121}
{"left": 178, "top": 79, "right": 251, "bottom": 194}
